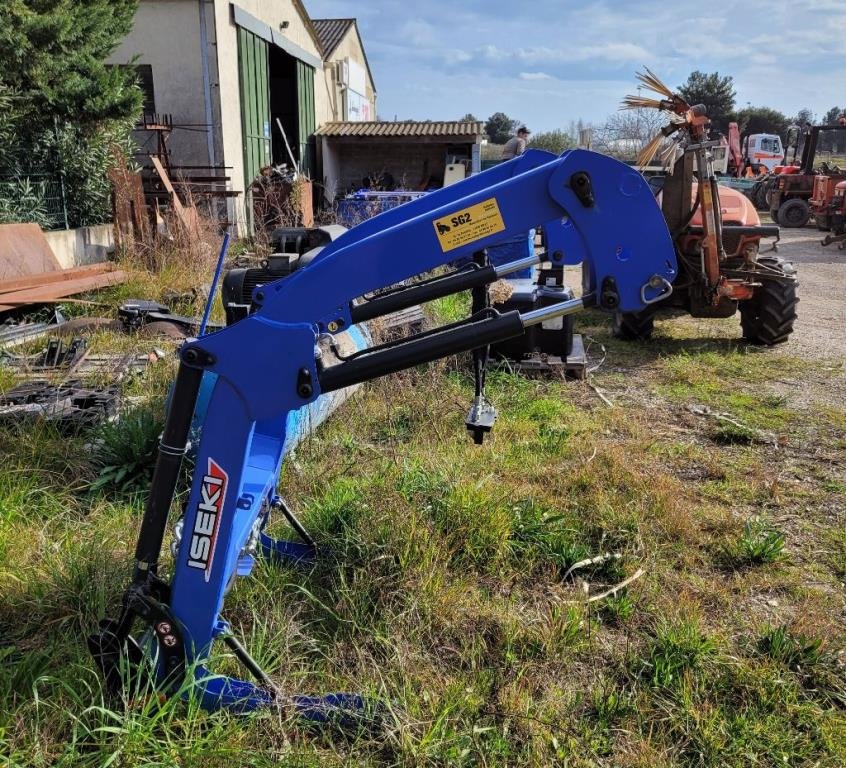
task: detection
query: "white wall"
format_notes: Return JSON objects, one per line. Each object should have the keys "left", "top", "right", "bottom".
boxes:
{"left": 324, "top": 26, "right": 376, "bottom": 120}
{"left": 45, "top": 225, "right": 114, "bottom": 269}
{"left": 107, "top": 1, "right": 211, "bottom": 167}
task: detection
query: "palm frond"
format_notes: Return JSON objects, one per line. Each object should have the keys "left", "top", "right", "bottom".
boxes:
{"left": 636, "top": 131, "right": 665, "bottom": 167}
{"left": 635, "top": 67, "right": 675, "bottom": 98}
{"left": 621, "top": 96, "right": 666, "bottom": 111}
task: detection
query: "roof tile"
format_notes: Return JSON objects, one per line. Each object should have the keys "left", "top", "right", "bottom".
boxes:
{"left": 315, "top": 121, "right": 485, "bottom": 138}
{"left": 311, "top": 18, "right": 355, "bottom": 58}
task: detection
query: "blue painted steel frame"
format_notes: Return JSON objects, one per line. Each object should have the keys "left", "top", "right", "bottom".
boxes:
{"left": 163, "top": 149, "right": 676, "bottom": 711}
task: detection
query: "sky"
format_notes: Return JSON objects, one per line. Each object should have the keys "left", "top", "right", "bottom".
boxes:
{"left": 304, "top": 0, "right": 846, "bottom": 131}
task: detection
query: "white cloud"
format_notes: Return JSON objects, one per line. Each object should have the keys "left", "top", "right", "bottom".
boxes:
{"left": 519, "top": 71, "right": 554, "bottom": 81}
{"left": 515, "top": 42, "right": 652, "bottom": 64}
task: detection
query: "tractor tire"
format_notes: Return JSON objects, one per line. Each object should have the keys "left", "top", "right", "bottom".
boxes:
{"left": 613, "top": 311, "right": 654, "bottom": 341}
{"left": 739, "top": 257, "right": 798, "bottom": 345}
{"left": 762, "top": 179, "right": 777, "bottom": 210}
{"left": 776, "top": 198, "right": 811, "bottom": 228}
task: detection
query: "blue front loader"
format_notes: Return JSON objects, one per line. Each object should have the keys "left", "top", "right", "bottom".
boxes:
{"left": 89, "top": 149, "right": 676, "bottom": 721}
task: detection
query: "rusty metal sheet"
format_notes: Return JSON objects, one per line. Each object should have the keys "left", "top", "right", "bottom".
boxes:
{"left": 0, "top": 223, "right": 62, "bottom": 281}
{"left": 0, "top": 270, "right": 127, "bottom": 311}
{"left": 0, "top": 263, "right": 118, "bottom": 295}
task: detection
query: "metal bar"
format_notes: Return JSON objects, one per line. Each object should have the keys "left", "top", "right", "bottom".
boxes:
{"left": 494, "top": 253, "right": 541, "bottom": 277}
{"left": 271, "top": 496, "right": 316, "bottom": 549}
{"left": 221, "top": 633, "right": 281, "bottom": 695}
{"left": 520, "top": 296, "right": 587, "bottom": 327}
{"left": 199, "top": 233, "right": 230, "bottom": 336}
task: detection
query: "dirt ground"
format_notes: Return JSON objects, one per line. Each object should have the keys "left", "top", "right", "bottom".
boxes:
{"left": 776, "top": 224, "right": 846, "bottom": 360}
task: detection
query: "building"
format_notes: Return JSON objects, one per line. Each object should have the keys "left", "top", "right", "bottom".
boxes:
{"left": 316, "top": 121, "right": 484, "bottom": 202}
{"left": 108, "top": 1, "right": 377, "bottom": 230}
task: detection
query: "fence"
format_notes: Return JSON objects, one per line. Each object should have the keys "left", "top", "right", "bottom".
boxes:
{"left": 0, "top": 173, "right": 70, "bottom": 230}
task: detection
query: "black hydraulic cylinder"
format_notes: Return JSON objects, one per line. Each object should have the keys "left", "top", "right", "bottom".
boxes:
{"left": 349, "top": 264, "right": 498, "bottom": 323}
{"left": 133, "top": 359, "right": 204, "bottom": 581}
{"left": 320, "top": 310, "right": 525, "bottom": 393}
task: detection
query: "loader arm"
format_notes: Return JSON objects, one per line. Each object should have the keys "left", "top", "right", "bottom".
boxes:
{"left": 90, "top": 148, "right": 676, "bottom": 717}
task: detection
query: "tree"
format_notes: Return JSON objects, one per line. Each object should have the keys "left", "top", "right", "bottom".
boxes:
{"left": 819, "top": 107, "right": 845, "bottom": 152}
{"left": 461, "top": 113, "right": 479, "bottom": 122}
{"left": 592, "top": 110, "right": 667, "bottom": 161}
{"left": 732, "top": 106, "right": 790, "bottom": 140}
{"left": 485, "top": 112, "right": 520, "bottom": 144}
{"left": 0, "top": 1, "right": 141, "bottom": 128}
{"left": 678, "top": 71, "right": 736, "bottom": 132}
{"left": 527, "top": 130, "right": 574, "bottom": 155}
{"left": 793, "top": 108, "right": 816, "bottom": 126}
{"left": 824, "top": 106, "right": 843, "bottom": 125}
{"left": 0, "top": 1, "right": 141, "bottom": 226}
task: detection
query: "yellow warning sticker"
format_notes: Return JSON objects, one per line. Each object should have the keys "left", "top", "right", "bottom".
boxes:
{"left": 433, "top": 197, "right": 506, "bottom": 252}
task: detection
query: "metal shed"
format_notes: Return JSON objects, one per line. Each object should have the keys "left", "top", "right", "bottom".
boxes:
{"left": 316, "top": 120, "right": 484, "bottom": 203}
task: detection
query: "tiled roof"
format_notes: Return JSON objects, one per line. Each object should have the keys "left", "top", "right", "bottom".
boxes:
{"left": 315, "top": 121, "right": 485, "bottom": 138}
{"left": 311, "top": 18, "right": 355, "bottom": 58}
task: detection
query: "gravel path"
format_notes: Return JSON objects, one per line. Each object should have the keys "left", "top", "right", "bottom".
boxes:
{"left": 776, "top": 225, "right": 846, "bottom": 360}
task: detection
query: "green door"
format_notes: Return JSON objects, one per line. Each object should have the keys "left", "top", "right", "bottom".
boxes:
{"left": 238, "top": 27, "right": 271, "bottom": 194}
{"left": 296, "top": 60, "right": 316, "bottom": 178}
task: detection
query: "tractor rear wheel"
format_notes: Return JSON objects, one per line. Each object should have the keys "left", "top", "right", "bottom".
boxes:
{"left": 613, "top": 311, "right": 654, "bottom": 341}
{"left": 762, "top": 178, "right": 777, "bottom": 210}
{"left": 739, "top": 257, "right": 798, "bottom": 345}
{"left": 755, "top": 179, "right": 771, "bottom": 210}
{"left": 777, "top": 198, "right": 811, "bottom": 228}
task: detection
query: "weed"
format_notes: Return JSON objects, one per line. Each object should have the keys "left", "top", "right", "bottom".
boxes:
{"left": 89, "top": 402, "right": 164, "bottom": 495}
{"left": 758, "top": 625, "right": 846, "bottom": 707}
{"left": 639, "top": 617, "right": 716, "bottom": 689}
{"left": 759, "top": 624, "right": 822, "bottom": 670}
{"left": 720, "top": 517, "right": 786, "bottom": 568}
{"left": 598, "top": 590, "right": 636, "bottom": 624}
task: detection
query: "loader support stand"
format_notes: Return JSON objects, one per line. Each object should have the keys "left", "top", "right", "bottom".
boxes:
{"left": 467, "top": 249, "right": 495, "bottom": 444}
{"left": 91, "top": 148, "right": 677, "bottom": 718}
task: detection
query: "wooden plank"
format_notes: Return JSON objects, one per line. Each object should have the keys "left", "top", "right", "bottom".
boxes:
{"left": 0, "top": 263, "right": 117, "bottom": 295}
{"left": 0, "top": 223, "right": 62, "bottom": 280}
{"left": 0, "top": 271, "right": 127, "bottom": 311}
{"left": 149, "top": 155, "right": 185, "bottom": 216}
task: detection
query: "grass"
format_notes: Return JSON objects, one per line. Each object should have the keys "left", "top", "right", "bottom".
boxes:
{"left": 0, "top": 271, "right": 844, "bottom": 766}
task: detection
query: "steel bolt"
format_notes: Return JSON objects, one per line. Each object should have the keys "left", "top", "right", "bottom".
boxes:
{"left": 326, "top": 321, "right": 339, "bottom": 332}
{"left": 162, "top": 635, "right": 177, "bottom": 648}
{"left": 156, "top": 622, "right": 172, "bottom": 635}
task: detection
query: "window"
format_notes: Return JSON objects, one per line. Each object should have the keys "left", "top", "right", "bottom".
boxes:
{"left": 134, "top": 65, "right": 155, "bottom": 114}
{"left": 108, "top": 64, "right": 156, "bottom": 114}
{"left": 760, "top": 137, "right": 779, "bottom": 153}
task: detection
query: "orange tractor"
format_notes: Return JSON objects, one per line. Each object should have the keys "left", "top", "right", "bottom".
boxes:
{"left": 615, "top": 70, "right": 798, "bottom": 344}
{"left": 820, "top": 180, "right": 846, "bottom": 249}
{"left": 760, "top": 123, "right": 846, "bottom": 227}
